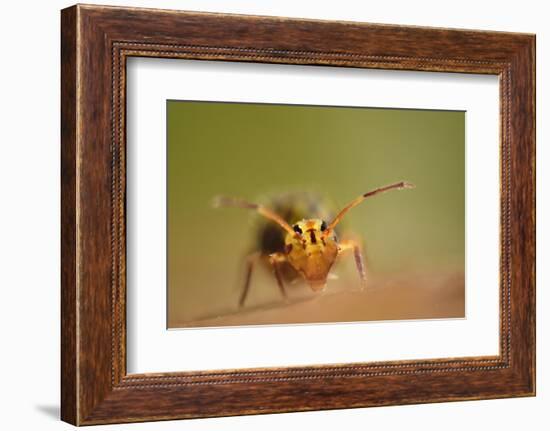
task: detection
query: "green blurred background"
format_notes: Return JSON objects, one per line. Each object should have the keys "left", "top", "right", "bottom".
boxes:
{"left": 167, "top": 100, "right": 465, "bottom": 328}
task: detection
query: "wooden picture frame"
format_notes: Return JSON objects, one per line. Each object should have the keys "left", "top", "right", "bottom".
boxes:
{"left": 61, "top": 4, "right": 535, "bottom": 425}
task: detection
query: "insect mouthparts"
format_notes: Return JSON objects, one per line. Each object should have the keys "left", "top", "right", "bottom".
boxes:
{"left": 309, "top": 230, "right": 317, "bottom": 244}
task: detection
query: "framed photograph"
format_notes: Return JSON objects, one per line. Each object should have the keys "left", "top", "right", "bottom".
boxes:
{"left": 61, "top": 4, "right": 535, "bottom": 425}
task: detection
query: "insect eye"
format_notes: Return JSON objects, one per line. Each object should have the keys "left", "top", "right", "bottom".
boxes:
{"left": 293, "top": 224, "right": 303, "bottom": 234}
{"left": 320, "top": 221, "right": 327, "bottom": 231}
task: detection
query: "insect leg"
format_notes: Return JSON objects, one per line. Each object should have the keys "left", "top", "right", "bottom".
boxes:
{"left": 338, "top": 239, "right": 368, "bottom": 290}
{"left": 239, "top": 251, "right": 262, "bottom": 308}
{"left": 269, "top": 252, "right": 289, "bottom": 300}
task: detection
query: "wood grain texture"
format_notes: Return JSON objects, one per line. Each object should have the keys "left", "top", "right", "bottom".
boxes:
{"left": 60, "top": 4, "right": 535, "bottom": 425}
{"left": 60, "top": 5, "right": 78, "bottom": 425}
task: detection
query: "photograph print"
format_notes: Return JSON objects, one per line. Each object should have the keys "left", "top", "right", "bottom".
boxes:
{"left": 166, "top": 100, "right": 465, "bottom": 328}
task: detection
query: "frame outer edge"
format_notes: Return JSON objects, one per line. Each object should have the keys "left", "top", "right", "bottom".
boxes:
{"left": 523, "top": 34, "right": 536, "bottom": 395}
{"left": 526, "top": 35, "right": 536, "bottom": 396}
{"left": 61, "top": 4, "right": 79, "bottom": 426}
{"left": 508, "top": 35, "right": 536, "bottom": 395}
{"left": 61, "top": 4, "right": 536, "bottom": 424}
{"left": 531, "top": 34, "right": 536, "bottom": 396}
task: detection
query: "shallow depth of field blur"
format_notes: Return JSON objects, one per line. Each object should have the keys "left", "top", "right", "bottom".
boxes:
{"left": 167, "top": 100, "right": 465, "bottom": 328}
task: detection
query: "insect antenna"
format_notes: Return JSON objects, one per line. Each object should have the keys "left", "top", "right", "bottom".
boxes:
{"left": 323, "top": 181, "right": 415, "bottom": 237}
{"left": 212, "top": 196, "right": 297, "bottom": 236}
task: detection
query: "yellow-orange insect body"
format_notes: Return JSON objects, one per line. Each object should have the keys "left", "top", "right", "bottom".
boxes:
{"left": 213, "top": 181, "right": 414, "bottom": 307}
